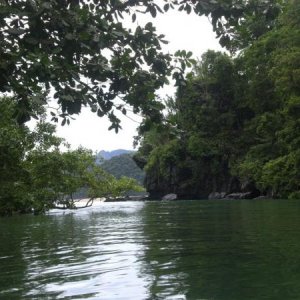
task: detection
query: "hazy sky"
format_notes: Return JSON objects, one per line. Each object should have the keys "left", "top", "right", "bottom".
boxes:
{"left": 55, "top": 9, "right": 222, "bottom": 152}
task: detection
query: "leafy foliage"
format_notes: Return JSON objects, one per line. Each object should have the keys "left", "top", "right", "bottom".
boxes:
{"left": 0, "top": 97, "right": 143, "bottom": 215}
{"left": 136, "top": 0, "right": 300, "bottom": 199}
{"left": 0, "top": 98, "right": 32, "bottom": 214}
{"left": 234, "top": 0, "right": 300, "bottom": 197}
{"left": 1, "top": 0, "right": 297, "bottom": 211}
{"left": 0, "top": 0, "right": 281, "bottom": 128}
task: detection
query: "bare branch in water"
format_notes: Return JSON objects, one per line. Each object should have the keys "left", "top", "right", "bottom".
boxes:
{"left": 53, "top": 198, "right": 96, "bottom": 210}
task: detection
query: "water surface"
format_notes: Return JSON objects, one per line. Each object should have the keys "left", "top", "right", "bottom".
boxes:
{"left": 1, "top": 200, "right": 300, "bottom": 299}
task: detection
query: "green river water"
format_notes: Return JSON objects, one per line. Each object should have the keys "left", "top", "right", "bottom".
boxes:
{"left": 1, "top": 199, "right": 300, "bottom": 300}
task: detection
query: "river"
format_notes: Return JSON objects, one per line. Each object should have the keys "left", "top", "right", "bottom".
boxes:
{"left": 1, "top": 199, "right": 300, "bottom": 299}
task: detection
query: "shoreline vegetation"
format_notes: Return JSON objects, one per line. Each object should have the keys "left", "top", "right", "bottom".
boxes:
{"left": 58, "top": 196, "right": 149, "bottom": 209}
{"left": 1, "top": 1, "right": 299, "bottom": 216}
{"left": 133, "top": 1, "right": 300, "bottom": 202}
{"left": 68, "top": 193, "right": 271, "bottom": 207}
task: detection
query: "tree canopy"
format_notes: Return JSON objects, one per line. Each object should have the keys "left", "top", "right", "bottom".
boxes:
{"left": 1, "top": 0, "right": 297, "bottom": 215}
{"left": 0, "top": 0, "right": 281, "bottom": 129}
{"left": 134, "top": 0, "right": 300, "bottom": 200}
{"left": 0, "top": 97, "right": 144, "bottom": 215}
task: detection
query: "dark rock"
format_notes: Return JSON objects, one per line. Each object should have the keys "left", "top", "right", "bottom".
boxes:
{"left": 226, "top": 192, "right": 253, "bottom": 199}
{"left": 240, "top": 180, "right": 261, "bottom": 197}
{"left": 142, "top": 153, "right": 262, "bottom": 200}
{"left": 253, "top": 196, "right": 269, "bottom": 200}
{"left": 228, "top": 177, "right": 241, "bottom": 193}
{"left": 241, "top": 180, "right": 254, "bottom": 192}
{"left": 208, "top": 192, "right": 227, "bottom": 200}
{"left": 128, "top": 195, "right": 149, "bottom": 201}
{"left": 105, "top": 195, "right": 149, "bottom": 202}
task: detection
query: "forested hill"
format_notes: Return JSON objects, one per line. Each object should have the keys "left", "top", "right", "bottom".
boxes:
{"left": 101, "top": 153, "right": 145, "bottom": 185}
{"left": 70, "top": 152, "right": 144, "bottom": 200}
{"left": 96, "top": 150, "right": 133, "bottom": 161}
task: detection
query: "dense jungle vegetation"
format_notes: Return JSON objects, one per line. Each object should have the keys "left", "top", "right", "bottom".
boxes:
{"left": 0, "top": 0, "right": 299, "bottom": 215}
{"left": 0, "top": 97, "right": 144, "bottom": 215}
{"left": 134, "top": 0, "right": 300, "bottom": 200}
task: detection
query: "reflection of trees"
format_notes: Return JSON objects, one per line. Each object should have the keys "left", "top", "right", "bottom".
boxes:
{"left": 2, "top": 201, "right": 300, "bottom": 299}
{"left": 0, "top": 216, "right": 29, "bottom": 299}
{"left": 139, "top": 200, "right": 300, "bottom": 300}
{"left": 0, "top": 204, "right": 149, "bottom": 299}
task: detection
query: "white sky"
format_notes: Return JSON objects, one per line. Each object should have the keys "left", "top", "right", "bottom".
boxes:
{"left": 54, "top": 10, "right": 222, "bottom": 152}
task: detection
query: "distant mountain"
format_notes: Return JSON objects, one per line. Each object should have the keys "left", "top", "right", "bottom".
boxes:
{"left": 101, "top": 153, "right": 145, "bottom": 185}
{"left": 96, "top": 149, "right": 133, "bottom": 162}
{"left": 74, "top": 150, "right": 145, "bottom": 199}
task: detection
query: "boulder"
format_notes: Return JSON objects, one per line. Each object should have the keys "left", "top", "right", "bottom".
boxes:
{"left": 253, "top": 195, "right": 268, "bottom": 200}
{"left": 208, "top": 192, "right": 227, "bottom": 200}
{"left": 128, "top": 195, "right": 149, "bottom": 201}
{"left": 226, "top": 192, "right": 252, "bottom": 199}
{"left": 162, "top": 193, "right": 177, "bottom": 201}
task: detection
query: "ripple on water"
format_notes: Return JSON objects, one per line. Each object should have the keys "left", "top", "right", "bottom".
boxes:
{"left": 2, "top": 200, "right": 300, "bottom": 299}
{"left": 17, "top": 202, "right": 150, "bottom": 299}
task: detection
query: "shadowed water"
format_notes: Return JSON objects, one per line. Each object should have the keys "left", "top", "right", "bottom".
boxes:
{"left": 1, "top": 200, "right": 300, "bottom": 299}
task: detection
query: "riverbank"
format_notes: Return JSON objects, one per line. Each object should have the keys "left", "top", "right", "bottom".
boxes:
{"left": 74, "top": 198, "right": 106, "bottom": 207}
{"left": 73, "top": 195, "right": 149, "bottom": 206}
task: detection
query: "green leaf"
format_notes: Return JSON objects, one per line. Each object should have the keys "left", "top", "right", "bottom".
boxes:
{"left": 186, "top": 4, "right": 192, "bottom": 14}
{"left": 97, "top": 109, "right": 104, "bottom": 117}
{"left": 41, "top": 2, "right": 52, "bottom": 10}
{"left": 7, "top": 28, "right": 25, "bottom": 35}
{"left": 24, "top": 37, "right": 38, "bottom": 45}
{"left": 65, "top": 33, "right": 74, "bottom": 40}
{"left": 149, "top": 6, "right": 157, "bottom": 18}
{"left": 132, "top": 13, "right": 136, "bottom": 22}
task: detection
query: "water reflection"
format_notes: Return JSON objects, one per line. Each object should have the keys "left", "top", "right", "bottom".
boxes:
{"left": 1, "top": 200, "right": 300, "bottom": 299}
{"left": 139, "top": 200, "right": 300, "bottom": 300}
{"left": 0, "top": 202, "right": 149, "bottom": 299}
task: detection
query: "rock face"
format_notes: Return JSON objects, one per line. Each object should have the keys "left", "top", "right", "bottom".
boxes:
{"left": 226, "top": 192, "right": 253, "bottom": 199}
{"left": 144, "top": 164, "right": 237, "bottom": 200}
{"left": 162, "top": 193, "right": 177, "bottom": 201}
{"left": 208, "top": 192, "right": 227, "bottom": 200}
{"left": 141, "top": 155, "right": 262, "bottom": 200}
{"left": 254, "top": 195, "right": 268, "bottom": 200}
